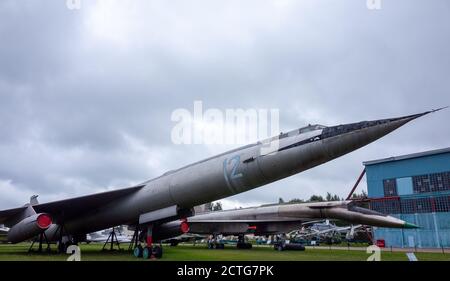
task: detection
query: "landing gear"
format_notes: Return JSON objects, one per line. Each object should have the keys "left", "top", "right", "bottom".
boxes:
{"left": 142, "top": 245, "right": 163, "bottom": 259}
{"left": 208, "top": 242, "right": 225, "bottom": 249}
{"left": 133, "top": 224, "right": 164, "bottom": 259}
{"left": 128, "top": 225, "right": 140, "bottom": 252}
{"left": 55, "top": 224, "right": 73, "bottom": 254}
{"left": 207, "top": 234, "right": 225, "bottom": 249}
{"left": 273, "top": 234, "right": 305, "bottom": 251}
{"left": 236, "top": 234, "right": 252, "bottom": 249}
{"left": 274, "top": 243, "right": 284, "bottom": 251}
{"left": 142, "top": 247, "right": 151, "bottom": 259}
{"left": 152, "top": 245, "right": 163, "bottom": 258}
{"left": 133, "top": 245, "right": 143, "bottom": 258}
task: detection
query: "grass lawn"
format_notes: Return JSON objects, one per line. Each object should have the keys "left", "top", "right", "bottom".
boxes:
{"left": 0, "top": 243, "right": 449, "bottom": 261}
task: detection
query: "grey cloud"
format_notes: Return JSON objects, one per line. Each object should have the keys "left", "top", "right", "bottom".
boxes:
{"left": 0, "top": 0, "right": 449, "bottom": 209}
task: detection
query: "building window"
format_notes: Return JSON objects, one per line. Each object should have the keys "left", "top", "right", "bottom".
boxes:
{"left": 383, "top": 179, "right": 398, "bottom": 196}
{"left": 370, "top": 196, "right": 450, "bottom": 214}
{"left": 412, "top": 171, "right": 450, "bottom": 194}
{"left": 370, "top": 198, "right": 401, "bottom": 214}
{"left": 434, "top": 196, "right": 450, "bottom": 212}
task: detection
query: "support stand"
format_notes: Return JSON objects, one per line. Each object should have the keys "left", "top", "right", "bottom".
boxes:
{"left": 128, "top": 226, "right": 139, "bottom": 251}
{"left": 56, "top": 223, "right": 68, "bottom": 253}
{"left": 28, "top": 232, "right": 51, "bottom": 253}
{"left": 102, "top": 227, "right": 121, "bottom": 251}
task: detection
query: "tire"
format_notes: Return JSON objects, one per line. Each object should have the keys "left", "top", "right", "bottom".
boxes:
{"left": 237, "top": 242, "right": 252, "bottom": 249}
{"left": 133, "top": 245, "right": 143, "bottom": 258}
{"left": 142, "top": 247, "right": 151, "bottom": 259}
{"left": 152, "top": 246, "right": 163, "bottom": 259}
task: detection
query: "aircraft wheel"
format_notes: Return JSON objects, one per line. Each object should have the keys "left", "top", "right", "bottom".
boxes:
{"left": 275, "top": 244, "right": 284, "bottom": 251}
{"left": 218, "top": 243, "right": 225, "bottom": 249}
{"left": 208, "top": 242, "right": 214, "bottom": 249}
{"left": 142, "top": 247, "right": 151, "bottom": 259}
{"left": 238, "top": 242, "right": 252, "bottom": 249}
{"left": 133, "top": 245, "right": 143, "bottom": 258}
{"left": 152, "top": 246, "right": 163, "bottom": 259}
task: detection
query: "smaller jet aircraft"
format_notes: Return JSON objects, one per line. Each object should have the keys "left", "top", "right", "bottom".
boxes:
{"left": 86, "top": 230, "right": 132, "bottom": 244}
{"left": 131, "top": 200, "right": 417, "bottom": 257}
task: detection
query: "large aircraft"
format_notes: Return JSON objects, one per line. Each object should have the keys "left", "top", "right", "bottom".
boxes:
{"left": 0, "top": 110, "right": 440, "bottom": 258}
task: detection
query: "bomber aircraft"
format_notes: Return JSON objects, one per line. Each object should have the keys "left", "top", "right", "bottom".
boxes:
{"left": 0, "top": 110, "right": 441, "bottom": 258}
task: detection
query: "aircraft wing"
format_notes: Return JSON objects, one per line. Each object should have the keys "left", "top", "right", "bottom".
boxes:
{"left": 0, "top": 184, "right": 145, "bottom": 226}
{"left": 0, "top": 207, "right": 28, "bottom": 225}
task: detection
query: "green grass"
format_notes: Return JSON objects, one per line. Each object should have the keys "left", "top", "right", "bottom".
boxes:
{"left": 0, "top": 243, "right": 449, "bottom": 261}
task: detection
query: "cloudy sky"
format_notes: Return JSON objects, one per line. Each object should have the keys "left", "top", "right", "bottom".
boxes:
{"left": 0, "top": 0, "right": 449, "bottom": 210}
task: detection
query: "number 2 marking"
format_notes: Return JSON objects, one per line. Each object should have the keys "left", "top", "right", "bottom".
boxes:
{"left": 223, "top": 155, "right": 243, "bottom": 193}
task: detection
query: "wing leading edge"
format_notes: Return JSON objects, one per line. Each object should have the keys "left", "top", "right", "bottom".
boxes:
{"left": 0, "top": 184, "right": 145, "bottom": 226}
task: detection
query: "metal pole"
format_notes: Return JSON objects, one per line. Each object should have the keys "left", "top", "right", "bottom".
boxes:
{"left": 346, "top": 168, "right": 366, "bottom": 200}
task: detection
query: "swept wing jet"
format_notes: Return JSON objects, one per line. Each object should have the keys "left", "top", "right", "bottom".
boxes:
{"left": 151, "top": 200, "right": 417, "bottom": 250}
{"left": 0, "top": 110, "right": 439, "bottom": 258}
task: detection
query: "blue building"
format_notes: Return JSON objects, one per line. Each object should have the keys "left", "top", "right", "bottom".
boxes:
{"left": 364, "top": 147, "right": 450, "bottom": 248}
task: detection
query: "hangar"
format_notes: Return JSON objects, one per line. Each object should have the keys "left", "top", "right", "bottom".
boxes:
{"left": 365, "top": 147, "right": 450, "bottom": 248}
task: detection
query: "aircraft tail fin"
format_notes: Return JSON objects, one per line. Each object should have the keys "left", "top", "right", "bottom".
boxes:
{"left": 30, "top": 195, "right": 39, "bottom": 206}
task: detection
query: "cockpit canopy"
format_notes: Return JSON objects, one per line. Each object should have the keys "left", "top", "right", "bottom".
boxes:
{"left": 279, "top": 124, "right": 327, "bottom": 139}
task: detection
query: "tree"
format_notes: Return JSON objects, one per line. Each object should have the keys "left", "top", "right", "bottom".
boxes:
{"left": 351, "top": 190, "right": 368, "bottom": 199}
{"left": 212, "top": 202, "right": 222, "bottom": 211}
{"left": 331, "top": 194, "right": 341, "bottom": 201}
{"left": 325, "top": 192, "right": 341, "bottom": 201}
{"left": 308, "top": 195, "right": 324, "bottom": 202}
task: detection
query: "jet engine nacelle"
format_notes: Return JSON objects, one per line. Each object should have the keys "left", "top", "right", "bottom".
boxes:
{"left": 7, "top": 213, "right": 52, "bottom": 243}
{"left": 153, "top": 219, "right": 190, "bottom": 242}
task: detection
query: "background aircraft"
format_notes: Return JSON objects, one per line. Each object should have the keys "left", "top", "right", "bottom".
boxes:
{"left": 86, "top": 229, "right": 132, "bottom": 244}
{"left": 146, "top": 200, "right": 416, "bottom": 252}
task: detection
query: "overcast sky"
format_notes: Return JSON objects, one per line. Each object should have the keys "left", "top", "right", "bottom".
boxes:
{"left": 0, "top": 0, "right": 449, "bottom": 210}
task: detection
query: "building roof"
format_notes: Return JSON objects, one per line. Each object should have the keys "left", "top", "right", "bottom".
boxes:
{"left": 363, "top": 147, "right": 450, "bottom": 166}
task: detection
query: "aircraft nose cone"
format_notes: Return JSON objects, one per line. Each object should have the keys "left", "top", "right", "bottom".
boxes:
{"left": 403, "top": 222, "right": 420, "bottom": 229}
{"left": 321, "top": 110, "right": 433, "bottom": 141}
{"left": 310, "top": 109, "right": 442, "bottom": 165}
